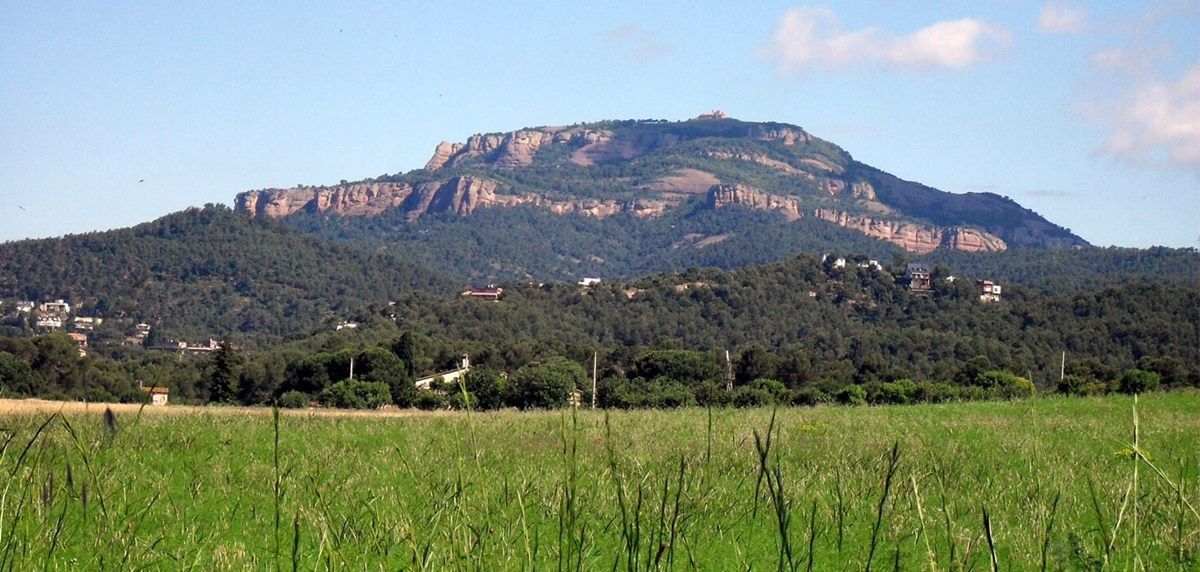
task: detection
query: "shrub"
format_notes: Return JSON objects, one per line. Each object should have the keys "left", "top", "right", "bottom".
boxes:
{"left": 731, "top": 385, "right": 775, "bottom": 408}
{"left": 320, "top": 380, "right": 391, "bottom": 409}
{"left": 414, "top": 390, "right": 447, "bottom": 410}
{"left": 835, "top": 385, "right": 866, "bottom": 406}
{"left": 1118, "top": 369, "right": 1161, "bottom": 395}
{"left": 976, "top": 370, "right": 1035, "bottom": 400}
{"left": 278, "top": 390, "right": 311, "bottom": 409}
{"left": 509, "top": 358, "right": 585, "bottom": 409}
{"left": 693, "top": 381, "right": 732, "bottom": 407}
{"left": 789, "top": 387, "right": 830, "bottom": 406}
{"left": 463, "top": 367, "right": 507, "bottom": 410}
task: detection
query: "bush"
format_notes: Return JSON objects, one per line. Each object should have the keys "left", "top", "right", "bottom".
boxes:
{"left": 1118, "top": 369, "right": 1161, "bottom": 395}
{"left": 835, "top": 385, "right": 866, "bottom": 406}
{"left": 693, "top": 381, "right": 732, "bottom": 407}
{"left": 789, "top": 387, "right": 830, "bottom": 406}
{"left": 913, "top": 381, "right": 959, "bottom": 403}
{"left": 1057, "top": 374, "right": 1088, "bottom": 396}
{"left": 278, "top": 390, "right": 311, "bottom": 409}
{"left": 509, "top": 358, "right": 585, "bottom": 409}
{"left": 731, "top": 385, "right": 776, "bottom": 408}
{"left": 463, "top": 367, "right": 507, "bottom": 410}
{"left": 976, "top": 370, "right": 1035, "bottom": 400}
{"left": 414, "top": 390, "right": 447, "bottom": 410}
{"left": 320, "top": 380, "right": 391, "bottom": 409}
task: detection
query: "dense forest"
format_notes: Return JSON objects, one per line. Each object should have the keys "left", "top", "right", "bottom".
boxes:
{"left": 1, "top": 249, "right": 1195, "bottom": 409}
{"left": 0, "top": 206, "right": 452, "bottom": 344}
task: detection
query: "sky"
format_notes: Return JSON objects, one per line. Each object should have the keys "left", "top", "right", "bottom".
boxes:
{"left": 1, "top": 1, "right": 1197, "bottom": 247}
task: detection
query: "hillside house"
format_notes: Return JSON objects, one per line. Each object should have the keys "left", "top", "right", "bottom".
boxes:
{"left": 335, "top": 321, "right": 359, "bottom": 331}
{"left": 415, "top": 355, "right": 471, "bottom": 390}
{"left": 16, "top": 301, "right": 35, "bottom": 313}
{"left": 906, "top": 263, "right": 932, "bottom": 292}
{"left": 40, "top": 299, "right": 71, "bottom": 315}
{"left": 977, "top": 280, "right": 1002, "bottom": 303}
{"left": 36, "top": 316, "right": 64, "bottom": 330}
{"left": 73, "top": 316, "right": 102, "bottom": 331}
{"left": 462, "top": 287, "right": 503, "bottom": 301}
{"left": 578, "top": 277, "right": 602, "bottom": 287}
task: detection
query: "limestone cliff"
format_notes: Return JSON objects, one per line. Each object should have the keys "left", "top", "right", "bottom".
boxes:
{"left": 707, "top": 184, "right": 803, "bottom": 221}
{"left": 813, "top": 209, "right": 1007, "bottom": 253}
{"left": 236, "top": 182, "right": 413, "bottom": 218}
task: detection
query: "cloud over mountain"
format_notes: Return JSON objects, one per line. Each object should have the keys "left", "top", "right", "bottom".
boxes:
{"left": 763, "top": 6, "right": 1008, "bottom": 72}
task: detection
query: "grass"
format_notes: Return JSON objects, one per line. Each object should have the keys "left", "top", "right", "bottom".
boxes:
{"left": 0, "top": 393, "right": 1197, "bottom": 569}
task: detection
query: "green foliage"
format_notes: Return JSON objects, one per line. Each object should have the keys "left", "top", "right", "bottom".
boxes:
{"left": 462, "top": 367, "right": 507, "bottom": 410}
{"left": 207, "top": 340, "right": 240, "bottom": 404}
{"left": 319, "top": 380, "right": 391, "bottom": 409}
{"left": 278, "top": 390, "right": 311, "bottom": 409}
{"left": 1118, "top": 369, "right": 1161, "bottom": 395}
{"left": 0, "top": 206, "right": 452, "bottom": 344}
{"left": 508, "top": 358, "right": 585, "bottom": 409}
{"left": 0, "top": 351, "right": 36, "bottom": 396}
{"left": 836, "top": 385, "right": 866, "bottom": 406}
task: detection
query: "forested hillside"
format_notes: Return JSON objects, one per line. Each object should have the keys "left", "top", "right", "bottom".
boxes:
{"left": 0, "top": 206, "right": 451, "bottom": 344}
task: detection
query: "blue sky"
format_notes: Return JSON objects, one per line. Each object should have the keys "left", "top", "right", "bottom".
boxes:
{"left": 2, "top": 1, "right": 1197, "bottom": 247}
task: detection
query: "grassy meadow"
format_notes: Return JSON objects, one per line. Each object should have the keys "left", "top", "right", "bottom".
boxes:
{"left": 1, "top": 393, "right": 1197, "bottom": 570}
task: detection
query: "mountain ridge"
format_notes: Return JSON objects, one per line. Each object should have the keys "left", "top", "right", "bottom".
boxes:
{"left": 235, "top": 115, "right": 1088, "bottom": 255}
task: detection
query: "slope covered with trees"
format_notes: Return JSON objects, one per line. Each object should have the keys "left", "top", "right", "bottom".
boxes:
{"left": 0, "top": 206, "right": 452, "bottom": 344}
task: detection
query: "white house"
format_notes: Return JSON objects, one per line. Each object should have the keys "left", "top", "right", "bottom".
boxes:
{"left": 415, "top": 355, "right": 471, "bottom": 390}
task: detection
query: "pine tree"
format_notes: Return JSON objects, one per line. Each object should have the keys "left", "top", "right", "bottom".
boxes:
{"left": 209, "top": 340, "right": 240, "bottom": 404}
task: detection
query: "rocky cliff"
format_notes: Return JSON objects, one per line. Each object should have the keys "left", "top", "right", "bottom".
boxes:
{"left": 235, "top": 114, "right": 1087, "bottom": 253}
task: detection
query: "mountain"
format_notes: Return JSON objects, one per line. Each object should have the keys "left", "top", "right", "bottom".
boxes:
{"left": 235, "top": 114, "right": 1087, "bottom": 281}
{"left": 0, "top": 206, "right": 452, "bottom": 345}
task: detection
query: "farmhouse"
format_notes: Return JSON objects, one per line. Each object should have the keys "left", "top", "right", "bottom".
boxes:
{"left": 415, "top": 355, "right": 471, "bottom": 390}
{"left": 138, "top": 382, "right": 169, "bottom": 406}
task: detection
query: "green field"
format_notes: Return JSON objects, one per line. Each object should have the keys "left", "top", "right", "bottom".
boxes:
{"left": 1, "top": 394, "right": 1198, "bottom": 570}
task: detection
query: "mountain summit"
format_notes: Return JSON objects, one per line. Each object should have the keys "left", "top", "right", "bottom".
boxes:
{"left": 236, "top": 114, "right": 1086, "bottom": 255}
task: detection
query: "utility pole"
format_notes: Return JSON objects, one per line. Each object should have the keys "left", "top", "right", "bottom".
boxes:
{"left": 1060, "top": 351, "right": 1065, "bottom": 381}
{"left": 349, "top": 356, "right": 355, "bottom": 381}
{"left": 725, "top": 350, "right": 734, "bottom": 391}
{"left": 591, "top": 351, "right": 598, "bottom": 409}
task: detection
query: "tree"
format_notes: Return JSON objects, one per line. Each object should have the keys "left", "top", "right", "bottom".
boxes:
{"left": 0, "top": 351, "right": 36, "bottom": 396}
{"left": 392, "top": 331, "right": 416, "bottom": 378}
{"left": 208, "top": 340, "right": 240, "bottom": 404}
{"left": 463, "top": 367, "right": 507, "bottom": 410}
{"left": 1118, "top": 369, "right": 1160, "bottom": 395}
{"left": 320, "top": 380, "right": 391, "bottom": 409}
{"left": 508, "top": 358, "right": 585, "bottom": 409}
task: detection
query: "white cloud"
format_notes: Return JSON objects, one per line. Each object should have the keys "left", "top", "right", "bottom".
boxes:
{"left": 1089, "top": 45, "right": 1171, "bottom": 76}
{"left": 604, "top": 24, "right": 672, "bottom": 61}
{"left": 1038, "top": 3, "right": 1088, "bottom": 34}
{"left": 1099, "top": 63, "right": 1200, "bottom": 173}
{"left": 763, "top": 6, "right": 1008, "bottom": 72}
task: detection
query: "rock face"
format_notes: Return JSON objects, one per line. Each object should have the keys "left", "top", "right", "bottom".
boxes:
{"left": 707, "top": 184, "right": 803, "bottom": 221}
{"left": 235, "top": 115, "right": 1088, "bottom": 252}
{"left": 239, "top": 176, "right": 672, "bottom": 222}
{"left": 236, "top": 182, "right": 413, "bottom": 218}
{"left": 813, "top": 209, "right": 1007, "bottom": 253}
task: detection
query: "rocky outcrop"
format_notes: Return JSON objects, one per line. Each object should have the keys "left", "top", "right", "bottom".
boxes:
{"left": 750, "top": 126, "right": 810, "bottom": 146}
{"left": 237, "top": 176, "right": 673, "bottom": 222}
{"left": 813, "top": 209, "right": 1007, "bottom": 253}
{"left": 236, "top": 182, "right": 413, "bottom": 218}
{"left": 427, "top": 127, "right": 615, "bottom": 170}
{"left": 705, "top": 151, "right": 805, "bottom": 176}
{"left": 707, "top": 184, "right": 803, "bottom": 221}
